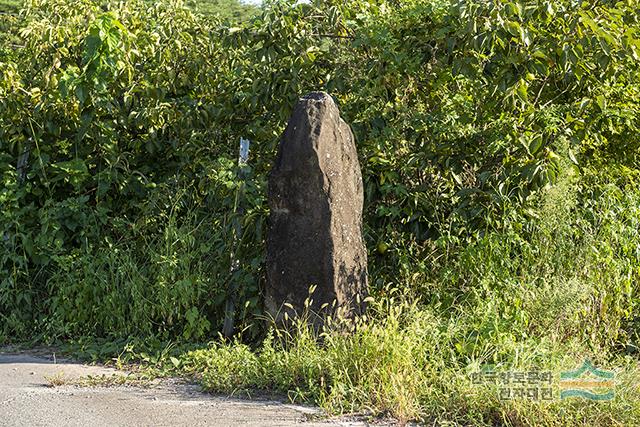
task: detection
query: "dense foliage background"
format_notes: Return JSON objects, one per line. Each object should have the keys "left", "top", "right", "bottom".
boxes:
{"left": 1, "top": 0, "right": 639, "bottom": 423}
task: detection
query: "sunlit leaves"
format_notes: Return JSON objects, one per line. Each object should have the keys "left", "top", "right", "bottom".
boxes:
{"left": 0, "top": 0, "right": 639, "bottom": 338}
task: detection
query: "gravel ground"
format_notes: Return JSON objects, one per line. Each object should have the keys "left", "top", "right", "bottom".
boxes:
{"left": 0, "top": 350, "right": 370, "bottom": 427}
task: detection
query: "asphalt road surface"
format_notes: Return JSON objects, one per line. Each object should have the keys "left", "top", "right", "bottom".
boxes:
{"left": 0, "top": 351, "right": 368, "bottom": 427}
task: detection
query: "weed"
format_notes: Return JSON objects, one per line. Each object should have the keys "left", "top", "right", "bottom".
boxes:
{"left": 44, "top": 372, "right": 67, "bottom": 387}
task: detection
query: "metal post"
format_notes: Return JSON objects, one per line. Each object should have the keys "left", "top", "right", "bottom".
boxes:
{"left": 222, "top": 137, "right": 250, "bottom": 338}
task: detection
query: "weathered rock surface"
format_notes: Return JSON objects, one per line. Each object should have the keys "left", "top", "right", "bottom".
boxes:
{"left": 266, "top": 92, "right": 368, "bottom": 323}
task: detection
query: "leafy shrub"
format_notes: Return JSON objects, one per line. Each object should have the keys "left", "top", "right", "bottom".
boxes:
{"left": 0, "top": 0, "right": 638, "bottom": 353}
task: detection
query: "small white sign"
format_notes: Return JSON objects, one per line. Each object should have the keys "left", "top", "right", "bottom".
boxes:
{"left": 239, "top": 138, "right": 250, "bottom": 164}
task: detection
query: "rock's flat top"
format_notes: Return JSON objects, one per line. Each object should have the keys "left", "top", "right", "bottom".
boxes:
{"left": 0, "top": 350, "right": 368, "bottom": 427}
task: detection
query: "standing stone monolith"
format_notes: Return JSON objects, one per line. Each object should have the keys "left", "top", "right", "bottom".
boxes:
{"left": 266, "top": 92, "right": 368, "bottom": 324}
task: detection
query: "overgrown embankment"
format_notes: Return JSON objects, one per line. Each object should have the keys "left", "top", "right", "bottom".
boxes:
{"left": 1, "top": 1, "right": 639, "bottom": 425}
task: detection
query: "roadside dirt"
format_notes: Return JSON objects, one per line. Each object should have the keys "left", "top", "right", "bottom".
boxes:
{"left": 0, "top": 350, "right": 370, "bottom": 427}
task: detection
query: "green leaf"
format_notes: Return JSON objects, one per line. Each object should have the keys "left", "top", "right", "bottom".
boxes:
{"left": 516, "top": 79, "right": 528, "bottom": 101}
{"left": 170, "top": 357, "right": 181, "bottom": 368}
{"left": 568, "top": 149, "right": 579, "bottom": 166}
{"left": 506, "top": 21, "right": 522, "bottom": 38}
{"left": 529, "top": 135, "right": 543, "bottom": 155}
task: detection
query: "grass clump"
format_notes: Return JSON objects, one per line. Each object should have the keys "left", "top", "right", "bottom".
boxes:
{"left": 181, "top": 295, "right": 639, "bottom": 425}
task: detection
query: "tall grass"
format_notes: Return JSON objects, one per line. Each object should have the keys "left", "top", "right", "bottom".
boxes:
{"left": 44, "top": 193, "right": 221, "bottom": 340}
{"left": 38, "top": 168, "right": 265, "bottom": 342}
{"left": 0, "top": 0, "right": 20, "bottom": 13}
{"left": 177, "top": 168, "right": 640, "bottom": 425}
{"left": 180, "top": 294, "right": 639, "bottom": 425}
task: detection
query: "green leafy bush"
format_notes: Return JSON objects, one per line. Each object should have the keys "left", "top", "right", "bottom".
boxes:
{"left": 2, "top": 1, "right": 639, "bottom": 423}
{"left": 1, "top": 0, "right": 638, "bottom": 355}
